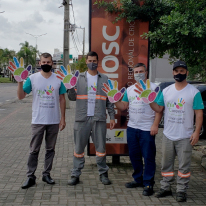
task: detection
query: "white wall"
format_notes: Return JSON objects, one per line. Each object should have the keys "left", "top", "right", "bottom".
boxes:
{"left": 149, "top": 54, "right": 174, "bottom": 82}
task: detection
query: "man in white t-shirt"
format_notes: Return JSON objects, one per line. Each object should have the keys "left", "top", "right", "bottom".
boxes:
{"left": 17, "top": 53, "right": 66, "bottom": 189}
{"left": 115, "top": 63, "right": 162, "bottom": 196}
{"left": 150, "top": 60, "right": 204, "bottom": 202}
{"left": 67, "top": 51, "right": 115, "bottom": 185}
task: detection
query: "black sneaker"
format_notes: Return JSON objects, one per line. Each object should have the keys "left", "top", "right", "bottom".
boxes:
{"left": 125, "top": 181, "right": 143, "bottom": 188}
{"left": 142, "top": 186, "right": 154, "bottom": 196}
{"left": 155, "top": 189, "right": 172, "bottom": 198}
{"left": 68, "top": 176, "right": 79, "bottom": 186}
{"left": 176, "top": 192, "right": 187, "bottom": 202}
{"left": 100, "top": 172, "right": 111, "bottom": 185}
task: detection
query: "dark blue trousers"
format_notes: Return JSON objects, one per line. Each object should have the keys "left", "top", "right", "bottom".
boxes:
{"left": 127, "top": 126, "right": 156, "bottom": 186}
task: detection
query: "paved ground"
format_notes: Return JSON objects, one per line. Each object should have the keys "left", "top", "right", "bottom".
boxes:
{"left": 0, "top": 83, "right": 18, "bottom": 106}
{"left": 0, "top": 95, "right": 206, "bottom": 206}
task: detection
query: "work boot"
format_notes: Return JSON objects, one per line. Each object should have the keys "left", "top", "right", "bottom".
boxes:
{"left": 176, "top": 192, "right": 187, "bottom": 202}
{"left": 100, "top": 172, "right": 111, "bottom": 185}
{"left": 68, "top": 176, "right": 79, "bottom": 186}
{"left": 142, "top": 186, "right": 154, "bottom": 196}
{"left": 155, "top": 189, "right": 172, "bottom": 198}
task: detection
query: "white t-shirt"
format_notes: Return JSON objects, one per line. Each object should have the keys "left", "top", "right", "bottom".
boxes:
{"left": 23, "top": 72, "right": 66, "bottom": 124}
{"left": 157, "top": 83, "right": 204, "bottom": 141}
{"left": 87, "top": 72, "right": 97, "bottom": 116}
{"left": 122, "top": 83, "right": 158, "bottom": 131}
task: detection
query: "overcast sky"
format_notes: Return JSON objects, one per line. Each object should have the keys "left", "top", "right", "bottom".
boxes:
{"left": 0, "top": 0, "right": 89, "bottom": 58}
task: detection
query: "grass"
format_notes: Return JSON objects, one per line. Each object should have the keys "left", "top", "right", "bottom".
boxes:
{"left": 0, "top": 77, "right": 13, "bottom": 83}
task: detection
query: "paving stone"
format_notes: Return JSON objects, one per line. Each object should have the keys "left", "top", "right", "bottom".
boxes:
{"left": 0, "top": 95, "right": 206, "bottom": 205}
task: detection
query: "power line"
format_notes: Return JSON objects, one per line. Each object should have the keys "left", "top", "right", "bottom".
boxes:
{"left": 70, "top": 0, "right": 83, "bottom": 52}
{"left": 71, "top": 32, "right": 80, "bottom": 54}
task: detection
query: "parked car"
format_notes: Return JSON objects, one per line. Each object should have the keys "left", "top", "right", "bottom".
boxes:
{"left": 156, "top": 81, "right": 206, "bottom": 139}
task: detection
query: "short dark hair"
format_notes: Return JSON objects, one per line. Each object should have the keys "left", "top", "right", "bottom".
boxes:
{"left": 133, "top": 63, "right": 147, "bottom": 71}
{"left": 40, "top": 53, "right": 53, "bottom": 61}
{"left": 86, "top": 51, "right": 98, "bottom": 61}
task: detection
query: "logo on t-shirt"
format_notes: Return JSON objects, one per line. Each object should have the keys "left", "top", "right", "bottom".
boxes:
{"left": 128, "top": 96, "right": 141, "bottom": 102}
{"left": 174, "top": 98, "right": 185, "bottom": 110}
{"left": 45, "top": 85, "right": 54, "bottom": 96}
{"left": 167, "top": 98, "right": 186, "bottom": 112}
{"left": 88, "top": 82, "right": 97, "bottom": 92}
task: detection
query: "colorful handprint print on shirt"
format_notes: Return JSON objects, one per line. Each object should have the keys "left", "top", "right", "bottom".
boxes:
{"left": 134, "top": 79, "right": 160, "bottom": 104}
{"left": 174, "top": 98, "right": 185, "bottom": 110}
{"left": 8, "top": 57, "right": 32, "bottom": 82}
{"left": 56, "top": 65, "right": 79, "bottom": 89}
{"left": 102, "top": 79, "right": 126, "bottom": 103}
{"left": 45, "top": 85, "right": 54, "bottom": 96}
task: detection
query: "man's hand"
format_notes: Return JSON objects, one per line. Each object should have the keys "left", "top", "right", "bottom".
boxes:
{"left": 59, "top": 118, "right": 66, "bottom": 131}
{"left": 190, "top": 131, "right": 199, "bottom": 146}
{"left": 110, "top": 119, "right": 115, "bottom": 130}
{"left": 150, "top": 124, "right": 158, "bottom": 136}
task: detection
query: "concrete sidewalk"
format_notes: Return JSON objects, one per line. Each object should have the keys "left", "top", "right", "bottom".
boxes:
{"left": 0, "top": 95, "right": 206, "bottom": 206}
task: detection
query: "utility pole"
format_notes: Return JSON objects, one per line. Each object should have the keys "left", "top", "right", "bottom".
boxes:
{"left": 63, "top": 0, "right": 70, "bottom": 67}
{"left": 82, "top": 27, "right": 85, "bottom": 57}
{"left": 63, "top": 0, "right": 70, "bottom": 108}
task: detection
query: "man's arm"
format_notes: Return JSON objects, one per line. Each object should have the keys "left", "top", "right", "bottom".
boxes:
{"left": 17, "top": 82, "right": 27, "bottom": 100}
{"left": 59, "top": 93, "right": 66, "bottom": 131}
{"left": 190, "top": 109, "right": 203, "bottom": 145}
{"left": 115, "top": 101, "right": 129, "bottom": 111}
{"left": 150, "top": 111, "right": 163, "bottom": 136}
{"left": 150, "top": 102, "right": 164, "bottom": 113}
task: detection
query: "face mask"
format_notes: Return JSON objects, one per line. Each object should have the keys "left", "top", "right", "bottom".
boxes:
{"left": 87, "top": 62, "right": 98, "bottom": 71}
{"left": 41, "top": 64, "right": 52, "bottom": 73}
{"left": 134, "top": 73, "right": 146, "bottom": 82}
{"left": 173, "top": 73, "right": 187, "bottom": 82}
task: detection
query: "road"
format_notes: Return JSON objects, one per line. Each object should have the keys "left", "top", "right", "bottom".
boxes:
{"left": 0, "top": 83, "right": 18, "bottom": 105}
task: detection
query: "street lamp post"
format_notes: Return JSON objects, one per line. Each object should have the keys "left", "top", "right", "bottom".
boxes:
{"left": 26, "top": 33, "right": 47, "bottom": 72}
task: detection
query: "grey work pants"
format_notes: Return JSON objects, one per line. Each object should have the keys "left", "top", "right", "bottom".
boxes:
{"left": 160, "top": 135, "right": 192, "bottom": 193}
{"left": 27, "top": 124, "right": 59, "bottom": 180}
{"left": 71, "top": 117, "right": 109, "bottom": 177}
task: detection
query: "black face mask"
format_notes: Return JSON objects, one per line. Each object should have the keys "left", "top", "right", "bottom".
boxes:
{"left": 41, "top": 64, "right": 52, "bottom": 73}
{"left": 173, "top": 73, "right": 187, "bottom": 82}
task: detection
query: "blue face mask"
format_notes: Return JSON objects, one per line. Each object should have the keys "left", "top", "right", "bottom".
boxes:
{"left": 87, "top": 62, "right": 98, "bottom": 71}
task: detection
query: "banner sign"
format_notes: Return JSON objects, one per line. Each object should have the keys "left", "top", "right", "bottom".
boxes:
{"left": 88, "top": 0, "right": 149, "bottom": 155}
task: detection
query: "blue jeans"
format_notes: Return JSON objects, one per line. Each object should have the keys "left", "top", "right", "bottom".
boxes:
{"left": 127, "top": 126, "right": 156, "bottom": 186}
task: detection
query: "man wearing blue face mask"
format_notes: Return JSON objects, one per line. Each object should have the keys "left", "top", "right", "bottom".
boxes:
{"left": 115, "top": 63, "right": 162, "bottom": 196}
{"left": 67, "top": 51, "right": 115, "bottom": 185}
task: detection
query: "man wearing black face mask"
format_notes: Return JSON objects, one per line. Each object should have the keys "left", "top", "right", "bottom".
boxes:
{"left": 17, "top": 53, "right": 66, "bottom": 189}
{"left": 149, "top": 60, "right": 204, "bottom": 202}
{"left": 67, "top": 51, "right": 115, "bottom": 185}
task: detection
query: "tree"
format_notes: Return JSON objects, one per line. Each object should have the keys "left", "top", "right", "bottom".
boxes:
{"left": 71, "top": 57, "right": 87, "bottom": 73}
{"left": 95, "top": 0, "right": 206, "bottom": 81}
{"left": 0, "top": 48, "right": 16, "bottom": 68}
{"left": 17, "top": 41, "right": 37, "bottom": 67}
